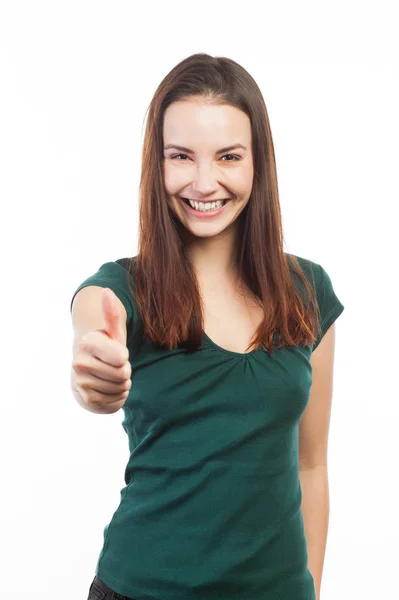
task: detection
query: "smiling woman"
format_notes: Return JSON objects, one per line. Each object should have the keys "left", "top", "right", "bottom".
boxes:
{"left": 72, "top": 52, "right": 345, "bottom": 600}
{"left": 162, "top": 99, "right": 254, "bottom": 238}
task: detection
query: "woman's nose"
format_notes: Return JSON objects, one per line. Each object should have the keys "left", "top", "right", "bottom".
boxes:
{"left": 189, "top": 163, "right": 221, "bottom": 195}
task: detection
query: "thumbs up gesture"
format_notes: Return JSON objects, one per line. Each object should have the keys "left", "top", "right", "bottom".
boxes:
{"left": 71, "top": 288, "right": 132, "bottom": 413}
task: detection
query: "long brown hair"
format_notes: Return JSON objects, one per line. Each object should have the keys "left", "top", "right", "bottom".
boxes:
{"left": 127, "top": 52, "right": 321, "bottom": 354}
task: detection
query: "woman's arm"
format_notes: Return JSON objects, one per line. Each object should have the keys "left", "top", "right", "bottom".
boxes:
{"left": 298, "top": 323, "right": 337, "bottom": 599}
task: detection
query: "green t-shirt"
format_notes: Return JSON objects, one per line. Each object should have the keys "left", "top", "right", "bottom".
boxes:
{"left": 70, "top": 254, "right": 344, "bottom": 600}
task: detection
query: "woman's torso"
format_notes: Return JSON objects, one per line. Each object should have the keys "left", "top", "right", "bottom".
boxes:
{"left": 70, "top": 256, "right": 325, "bottom": 600}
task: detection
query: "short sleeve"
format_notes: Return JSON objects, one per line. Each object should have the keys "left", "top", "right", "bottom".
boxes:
{"left": 70, "top": 258, "right": 137, "bottom": 329}
{"left": 312, "top": 264, "right": 345, "bottom": 351}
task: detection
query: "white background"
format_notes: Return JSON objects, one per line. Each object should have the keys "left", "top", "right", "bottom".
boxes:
{"left": 1, "top": 1, "right": 398, "bottom": 598}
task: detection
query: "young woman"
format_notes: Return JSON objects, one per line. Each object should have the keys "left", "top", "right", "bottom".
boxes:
{"left": 71, "top": 53, "right": 344, "bottom": 600}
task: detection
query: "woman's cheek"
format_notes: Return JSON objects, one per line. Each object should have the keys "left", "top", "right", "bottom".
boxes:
{"left": 163, "top": 166, "right": 184, "bottom": 196}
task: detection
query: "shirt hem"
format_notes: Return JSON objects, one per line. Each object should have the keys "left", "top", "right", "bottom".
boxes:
{"left": 96, "top": 564, "right": 317, "bottom": 600}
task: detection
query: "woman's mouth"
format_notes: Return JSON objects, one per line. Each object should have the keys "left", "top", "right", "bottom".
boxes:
{"left": 179, "top": 197, "right": 230, "bottom": 217}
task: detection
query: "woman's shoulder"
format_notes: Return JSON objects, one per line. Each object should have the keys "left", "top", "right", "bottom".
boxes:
{"left": 285, "top": 251, "right": 321, "bottom": 286}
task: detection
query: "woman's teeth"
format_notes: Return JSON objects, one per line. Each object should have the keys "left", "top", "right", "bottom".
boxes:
{"left": 183, "top": 198, "right": 226, "bottom": 212}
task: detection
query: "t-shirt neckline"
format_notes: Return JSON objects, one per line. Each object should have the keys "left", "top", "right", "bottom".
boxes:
{"left": 202, "top": 332, "right": 264, "bottom": 358}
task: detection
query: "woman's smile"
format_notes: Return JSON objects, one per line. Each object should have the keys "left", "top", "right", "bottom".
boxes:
{"left": 178, "top": 196, "right": 231, "bottom": 217}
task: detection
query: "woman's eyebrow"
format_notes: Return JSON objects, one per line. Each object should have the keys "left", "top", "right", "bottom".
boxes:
{"left": 164, "top": 143, "right": 247, "bottom": 154}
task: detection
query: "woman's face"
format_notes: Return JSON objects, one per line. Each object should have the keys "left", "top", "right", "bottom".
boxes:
{"left": 162, "top": 99, "right": 254, "bottom": 240}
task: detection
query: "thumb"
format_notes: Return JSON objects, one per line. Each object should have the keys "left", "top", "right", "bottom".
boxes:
{"left": 101, "top": 288, "right": 126, "bottom": 346}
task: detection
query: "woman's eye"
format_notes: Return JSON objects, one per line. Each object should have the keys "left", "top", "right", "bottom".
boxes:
{"left": 169, "top": 153, "right": 240, "bottom": 161}
{"left": 222, "top": 154, "right": 240, "bottom": 161}
{"left": 170, "top": 154, "right": 189, "bottom": 160}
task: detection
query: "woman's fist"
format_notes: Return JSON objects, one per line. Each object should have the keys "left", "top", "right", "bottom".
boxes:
{"left": 71, "top": 288, "right": 131, "bottom": 413}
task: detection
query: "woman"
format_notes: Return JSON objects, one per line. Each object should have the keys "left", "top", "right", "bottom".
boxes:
{"left": 71, "top": 52, "right": 344, "bottom": 600}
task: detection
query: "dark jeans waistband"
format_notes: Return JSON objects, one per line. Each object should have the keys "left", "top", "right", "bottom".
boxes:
{"left": 92, "top": 574, "right": 134, "bottom": 599}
